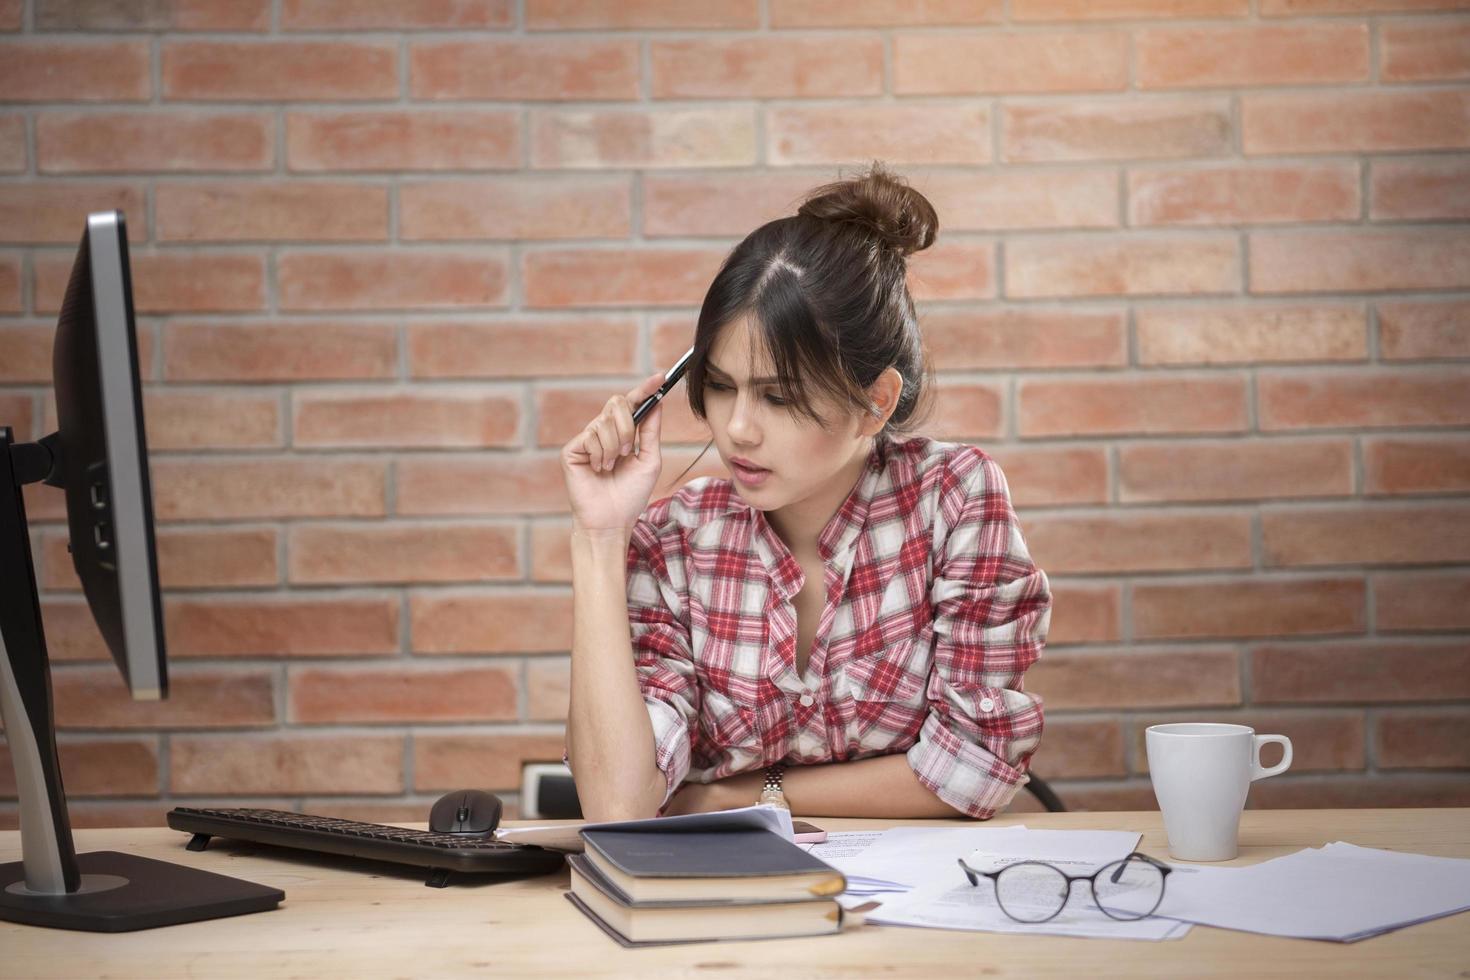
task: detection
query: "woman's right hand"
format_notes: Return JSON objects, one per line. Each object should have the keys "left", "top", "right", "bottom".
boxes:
{"left": 561, "top": 372, "right": 667, "bottom": 535}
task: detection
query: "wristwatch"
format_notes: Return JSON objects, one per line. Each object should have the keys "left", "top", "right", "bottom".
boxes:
{"left": 759, "top": 764, "right": 789, "bottom": 810}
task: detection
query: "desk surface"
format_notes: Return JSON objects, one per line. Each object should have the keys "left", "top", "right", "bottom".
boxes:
{"left": 2, "top": 808, "right": 1467, "bottom": 978}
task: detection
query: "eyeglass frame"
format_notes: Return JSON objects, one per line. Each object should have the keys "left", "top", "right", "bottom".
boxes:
{"left": 955, "top": 850, "right": 1174, "bottom": 923}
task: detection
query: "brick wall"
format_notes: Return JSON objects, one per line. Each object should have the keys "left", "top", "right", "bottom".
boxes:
{"left": 1, "top": 0, "right": 1467, "bottom": 828}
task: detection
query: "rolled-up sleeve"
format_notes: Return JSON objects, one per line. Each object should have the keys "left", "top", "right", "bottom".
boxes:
{"left": 625, "top": 517, "right": 700, "bottom": 811}
{"left": 907, "top": 453, "right": 1050, "bottom": 819}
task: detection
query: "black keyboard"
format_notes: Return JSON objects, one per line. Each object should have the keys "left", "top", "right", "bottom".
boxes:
{"left": 167, "top": 807, "right": 565, "bottom": 888}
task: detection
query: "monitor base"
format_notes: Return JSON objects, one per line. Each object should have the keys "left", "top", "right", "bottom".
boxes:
{"left": 0, "top": 850, "right": 283, "bottom": 932}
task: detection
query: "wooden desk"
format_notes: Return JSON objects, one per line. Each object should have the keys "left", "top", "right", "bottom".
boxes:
{"left": 3, "top": 809, "right": 1467, "bottom": 978}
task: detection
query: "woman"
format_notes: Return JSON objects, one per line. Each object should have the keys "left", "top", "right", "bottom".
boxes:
{"left": 561, "top": 163, "right": 1050, "bottom": 823}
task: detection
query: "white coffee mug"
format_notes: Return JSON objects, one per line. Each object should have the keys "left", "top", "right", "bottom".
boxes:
{"left": 1145, "top": 723, "right": 1292, "bottom": 862}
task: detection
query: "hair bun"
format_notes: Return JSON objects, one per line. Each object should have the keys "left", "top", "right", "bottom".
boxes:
{"left": 796, "top": 161, "right": 938, "bottom": 257}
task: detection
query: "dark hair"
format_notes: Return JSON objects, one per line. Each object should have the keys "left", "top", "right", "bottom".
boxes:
{"left": 678, "top": 162, "right": 937, "bottom": 477}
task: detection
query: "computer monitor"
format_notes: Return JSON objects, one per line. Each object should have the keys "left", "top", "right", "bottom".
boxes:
{"left": 0, "top": 211, "right": 282, "bottom": 931}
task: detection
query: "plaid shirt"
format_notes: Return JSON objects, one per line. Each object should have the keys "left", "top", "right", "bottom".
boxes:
{"left": 626, "top": 435, "right": 1050, "bottom": 819}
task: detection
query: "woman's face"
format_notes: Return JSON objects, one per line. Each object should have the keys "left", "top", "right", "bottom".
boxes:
{"left": 699, "top": 317, "right": 877, "bottom": 532}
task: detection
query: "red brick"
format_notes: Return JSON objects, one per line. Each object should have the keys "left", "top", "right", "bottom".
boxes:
{"left": 1046, "top": 582, "right": 1122, "bottom": 645}
{"left": 137, "top": 390, "right": 280, "bottom": 451}
{"left": 1378, "top": 300, "right": 1470, "bottom": 360}
{"left": 278, "top": 250, "right": 509, "bottom": 311}
{"left": 770, "top": 0, "right": 1002, "bottom": 26}
{"left": 1243, "top": 90, "right": 1470, "bottom": 155}
{"left": 1028, "top": 719, "right": 1127, "bottom": 779}
{"left": 162, "top": 41, "right": 397, "bottom": 101}
{"left": 408, "top": 318, "right": 638, "bottom": 379}
{"left": 1365, "top": 436, "right": 1470, "bottom": 495}
{"left": 528, "top": 0, "right": 756, "bottom": 28}
{"left": 529, "top": 520, "right": 574, "bottom": 583}
{"left": 0, "top": 40, "right": 151, "bottom": 101}
{"left": 293, "top": 388, "right": 520, "bottom": 449}
{"left": 1377, "top": 708, "right": 1470, "bottom": 768}
{"left": 1370, "top": 157, "right": 1470, "bottom": 221}
{"left": 1263, "top": 0, "right": 1470, "bottom": 11}
{"left": 0, "top": 116, "right": 24, "bottom": 172}
{"left": 652, "top": 35, "right": 881, "bottom": 99}
{"left": 1249, "top": 774, "right": 1470, "bottom": 810}
{"left": 287, "top": 110, "right": 519, "bottom": 172}
{"left": 0, "top": 2, "right": 13, "bottom": 29}
{"left": 289, "top": 665, "right": 517, "bottom": 723}
{"left": 0, "top": 325, "right": 53, "bottom": 381}
{"left": 1136, "top": 304, "right": 1367, "bottom": 365}
{"left": 1131, "top": 709, "right": 1367, "bottom": 774}
{"left": 413, "top": 732, "right": 569, "bottom": 792}
{"left": 1003, "top": 98, "right": 1231, "bottom": 162}
{"left": 37, "top": 111, "right": 273, "bottom": 173}
{"left": 523, "top": 247, "right": 724, "bottom": 308}
{"left": 907, "top": 239, "right": 997, "bottom": 301}
{"left": 1262, "top": 503, "right": 1470, "bottom": 567}
{"left": 165, "top": 595, "right": 400, "bottom": 658}
{"left": 1375, "top": 570, "right": 1470, "bottom": 631}
{"left": 527, "top": 658, "right": 570, "bottom": 720}
{"left": 1134, "top": 577, "right": 1366, "bottom": 640}
{"left": 1026, "top": 648, "right": 1242, "bottom": 710}
{"left": 156, "top": 181, "right": 388, "bottom": 242}
{"left": 1014, "top": 0, "right": 1247, "bottom": 16}
{"left": 895, "top": 31, "right": 1126, "bottom": 95}
{"left": 1381, "top": 18, "right": 1470, "bottom": 81}
{"left": 927, "top": 381, "right": 1005, "bottom": 441}
{"left": 150, "top": 527, "right": 278, "bottom": 590}
{"left": 51, "top": 666, "right": 276, "bottom": 729}
{"left": 38, "top": 599, "right": 109, "bottom": 662}
{"left": 1258, "top": 369, "right": 1470, "bottom": 430}
{"left": 23, "top": 482, "right": 66, "bottom": 522}
{"left": 1007, "top": 235, "right": 1238, "bottom": 298}
{"left": 396, "top": 456, "right": 567, "bottom": 516}
{"left": 281, "top": 0, "right": 513, "bottom": 29}
{"left": 298, "top": 801, "right": 426, "bottom": 824}
{"left": 1251, "top": 229, "right": 1470, "bottom": 293}
{"left": 0, "top": 393, "right": 31, "bottom": 441}
{"left": 1137, "top": 24, "right": 1368, "bottom": 89}
{"left": 1011, "top": 782, "right": 1160, "bottom": 813}
{"left": 400, "top": 175, "right": 630, "bottom": 241}
{"left": 35, "top": 250, "right": 265, "bottom": 315}
{"left": 150, "top": 458, "right": 387, "bottom": 520}
{"left": 537, "top": 384, "right": 637, "bottom": 447}
{"left": 0, "top": 255, "right": 19, "bottom": 313}
{"left": 1253, "top": 642, "right": 1470, "bottom": 703}
{"left": 0, "top": 183, "right": 147, "bottom": 244}
{"left": 0, "top": 738, "right": 158, "bottom": 798}
{"left": 171, "top": 734, "right": 404, "bottom": 795}
{"left": 288, "top": 522, "right": 520, "bottom": 585}
{"left": 643, "top": 172, "right": 831, "bottom": 237}
{"left": 986, "top": 446, "right": 1110, "bottom": 508}
{"left": 1129, "top": 163, "right": 1359, "bottom": 226}
{"left": 411, "top": 38, "right": 638, "bottom": 100}
{"left": 410, "top": 590, "right": 572, "bottom": 654}
{"left": 532, "top": 108, "right": 756, "bottom": 169}
{"left": 1119, "top": 439, "right": 1354, "bottom": 502}
{"left": 1019, "top": 374, "right": 1248, "bottom": 436}
{"left": 1025, "top": 512, "right": 1253, "bottom": 574}
{"left": 37, "top": 0, "right": 270, "bottom": 30}
{"left": 164, "top": 320, "right": 397, "bottom": 382}
{"left": 920, "top": 169, "right": 1120, "bottom": 232}
{"left": 769, "top": 103, "right": 991, "bottom": 166}
{"left": 924, "top": 308, "right": 1126, "bottom": 369}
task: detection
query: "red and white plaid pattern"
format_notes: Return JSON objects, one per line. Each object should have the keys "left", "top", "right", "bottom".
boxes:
{"left": 625, "top": 435, "right": 1050, "bottom": 819}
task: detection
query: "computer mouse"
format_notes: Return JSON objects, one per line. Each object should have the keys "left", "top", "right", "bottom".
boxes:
{"left": 429, "top": 789, "right": 504, "bottom": 835}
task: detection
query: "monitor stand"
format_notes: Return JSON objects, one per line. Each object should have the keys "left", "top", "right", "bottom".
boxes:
{"left": 0, "top": 428, "right": 283, "bottom": 931}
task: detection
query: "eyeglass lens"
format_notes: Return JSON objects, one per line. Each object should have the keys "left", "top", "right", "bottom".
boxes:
{"left": 993, "top": 862, "right": 1071, "bottom": 923}
{"left": 1091, "top": 856, "right": 1166, "bottom": 920}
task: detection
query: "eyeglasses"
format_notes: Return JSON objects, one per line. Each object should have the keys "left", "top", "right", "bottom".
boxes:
{"left": 956, "top": 851, "right": 1172, "bottom": 924}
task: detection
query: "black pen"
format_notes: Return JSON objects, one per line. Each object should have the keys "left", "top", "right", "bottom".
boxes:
{"left": 632, "top": 346, "right": 695, "bottom": 425}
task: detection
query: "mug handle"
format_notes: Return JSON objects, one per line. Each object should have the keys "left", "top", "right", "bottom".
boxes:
{"left": 1251, "top": 734, "right": 1293, "bottom": 780}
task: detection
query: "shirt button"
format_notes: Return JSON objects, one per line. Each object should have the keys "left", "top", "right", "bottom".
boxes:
{"left": 979, "top": 697, "right": 996, "bottom": 713}
{"left": 799, "top": 693, "right": 815, "bottom": 707}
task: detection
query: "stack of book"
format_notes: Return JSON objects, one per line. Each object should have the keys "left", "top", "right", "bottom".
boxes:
{"left": 565, "top": 827, "right": 848, "bottom": 947}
